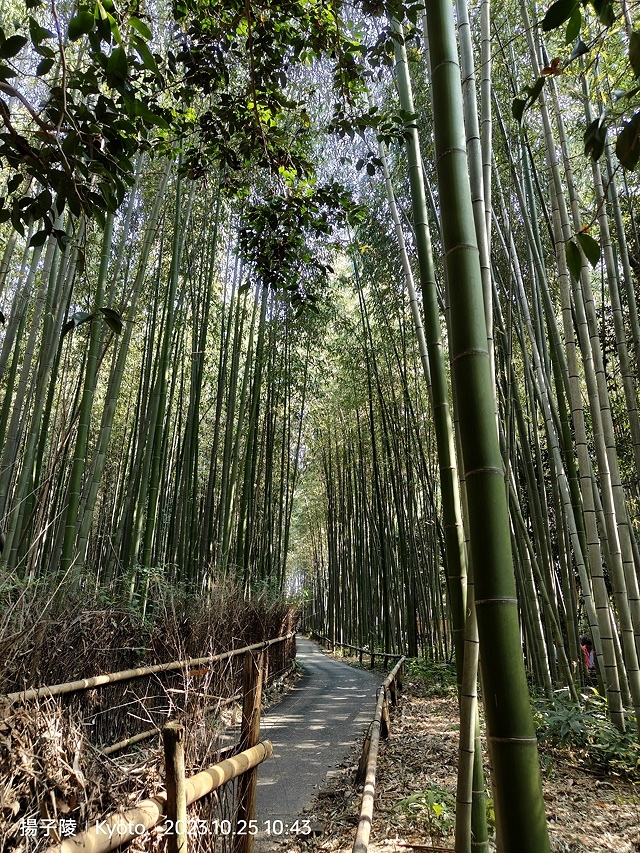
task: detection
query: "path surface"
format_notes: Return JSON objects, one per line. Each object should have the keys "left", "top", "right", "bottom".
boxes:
{"left": 252, "top": 637, "right": 380, "bottom": 851}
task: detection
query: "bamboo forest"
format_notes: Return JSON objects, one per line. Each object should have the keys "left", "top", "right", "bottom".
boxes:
{"left": 1, "top": 0, "right": 640, "bottom": 851}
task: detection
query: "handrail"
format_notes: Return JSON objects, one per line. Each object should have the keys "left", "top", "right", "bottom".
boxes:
{"left": 352, "top": 656, "right": 405, "bottom": 853}
{"left": 49, "top": 740, "right": 273, "bottom": 853}
{"left": 5, "top": 631, "right": 296, "bottom": 704}
{"left": 313, "top": 633, "right": 404, "bottom": 659}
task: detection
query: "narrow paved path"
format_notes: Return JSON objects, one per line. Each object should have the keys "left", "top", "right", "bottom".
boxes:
{"left": 252, "top": 637, "right": 380, "bottom": 851}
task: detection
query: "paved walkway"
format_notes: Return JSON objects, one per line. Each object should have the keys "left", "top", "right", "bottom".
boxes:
{"left": 252, "top": 637, "right": 380, "bottom": 851}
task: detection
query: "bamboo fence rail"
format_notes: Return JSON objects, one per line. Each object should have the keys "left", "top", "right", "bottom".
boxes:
{"left": 312, "top": 633, "right": 404, "bottom": 668}
{"left": 352, "top": 656, "right": 405, "bottom": 853}
{"left": 5, "top": 633, "right": 296, "bottom": 704}
{"left": 49, "top": 740, "right": 273, "bottom": 853}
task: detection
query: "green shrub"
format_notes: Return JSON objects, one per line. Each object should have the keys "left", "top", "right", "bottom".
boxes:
{"left": 405, "top": 657, "right": 457, "bottom": 697}
{"left": 394, "top": 785, "right": 456, "bottom": 839}
{"left": 534, "top": 689, "right": 640, "bottom": 777}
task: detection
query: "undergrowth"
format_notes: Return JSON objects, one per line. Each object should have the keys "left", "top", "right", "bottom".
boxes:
{"left": 404, "top": 657, "right": 457, "bottom": 697}
{"left": 534, "top": 688, "right": 640, "bottom": 778}
{"left": 0, "top": 573, "right": 296, "bottom": 692}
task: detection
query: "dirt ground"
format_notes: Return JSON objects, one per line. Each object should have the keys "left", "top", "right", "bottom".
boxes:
{"left": 271, "top": 654, "right": 640, "bottom": 853}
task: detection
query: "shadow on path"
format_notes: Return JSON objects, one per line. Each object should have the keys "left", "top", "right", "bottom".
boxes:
{"left": 252, "top": 636, "right": 380, "bottom": 851}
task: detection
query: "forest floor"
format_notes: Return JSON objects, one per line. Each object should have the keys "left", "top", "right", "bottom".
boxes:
{"left": 271, "top": 650, "right": 640, "bottom": 853}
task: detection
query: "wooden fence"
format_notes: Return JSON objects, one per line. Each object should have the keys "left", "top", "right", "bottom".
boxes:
{"left": 312, "top": 632, "right": 404, "bottom": 670}
{"left": 352, "top": 656, "right": 406, "bottom": 853}
{"left": 5, "top": 633, "right": 296, "bottom": 853}
{"left": 5, "top": 632, "right": 296, "bottom": 752}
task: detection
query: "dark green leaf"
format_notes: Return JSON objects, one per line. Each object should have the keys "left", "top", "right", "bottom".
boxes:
{"left": 616, "top": 112, "right": 640, "bottom": 170}
{"left": 62, "top": 310, "right": 94, "bottom": 335}
{"left": 7, "top": 174, "right": 22, "bottom": 193}
{"left": 542, "top": 0, "right": 577, "bottom": 31}
{"left": 570, "top": 40, "right": 589, "bottom": 61}
{"left": 106, "top": 45, "right": 128, "bottom": 81}
{"left": 68, "top": 11, "right": 95, "bottom": 41}
{"left": 0, "top": 63, "right": 17, "bottom": 79}
{"left": 0, "top": 310, "right": 5, "bottom": 324}
{"left": 512, "top": 98, "right": 527, "bottom": 123}
{"left": 36, "top": 56, "right": 55, "bottom": 76}
{"left": 589, "top": 0, "right": 615, "bottom": 26}
{"left": 565, "top": 7, "right": 581, "bottom": 43}
{"left": 29, "top": 18, "right": 54, "bottom": 43}
{"left": 528, "top": 77, "right": 546, "bottom": 103}
{"left": 29, "top": 229, "right": 48, "bottom": 248}
{"left": 584, "top": 115, "right": 607, "bottom": 161}
{"left": 131, "top": 36, "right": 159, "bottom": 76}
{"left": 630, "top": 31, "right": 640, "bottom": 79}
{"left": 0, "top": 35, "right": 28, "bottom": 59}
{"left": 577, "top": 231, "right": 601, "bottom": 267}
{"left": 99, "top": 306, "right": 123, "bottom": 333}
{"left": 566, "top": 240, "right": 582, "bottom": 279}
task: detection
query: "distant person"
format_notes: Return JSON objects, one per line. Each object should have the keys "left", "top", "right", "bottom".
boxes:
{"left": 580, "top": 636, "right": 594, "bottom": 672}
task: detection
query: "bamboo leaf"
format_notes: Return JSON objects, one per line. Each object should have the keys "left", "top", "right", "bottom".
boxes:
{"left": 99, "top": 306, "right": 123, "bottom": 334}
{"left": 565, "top": 8, "right": 581, "bottom": 43}
{"left": 616, "top": 112, "right": 640, "bottom": 170}
{"left": 566, "top": 239, "right": 582, "bottom": 279}
{"left": 542, "top": 0, "right": 578, "bottom": 32}
{"left": 630, "top": 31, "right": 640, "bottom": 79}
{"left": 576, "top": 232, "right": 601, "bottom": 267}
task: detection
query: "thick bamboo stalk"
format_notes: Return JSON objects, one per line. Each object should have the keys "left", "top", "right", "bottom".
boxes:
{"left": 425, "top": 2, "right": 550, "bottom": 849}
{"left": 53, "top": 740, "right": 273, "bottom": 853}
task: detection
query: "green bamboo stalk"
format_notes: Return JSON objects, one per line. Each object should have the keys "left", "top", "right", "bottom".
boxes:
{"left": 424, "top": 3, "right": 550, "bottom": 848}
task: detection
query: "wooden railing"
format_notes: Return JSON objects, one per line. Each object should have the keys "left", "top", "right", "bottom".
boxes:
{"left": 312, "top": 632, "right": 404, "bottom": 670}
{"left": 6, "top": 632, "right": 296, "bottom": 853}
{"left": 352, "top": 656, "right": 405, "bottom": 853}
{"left": 51, "top": 740, "right": 273, "bottom": 853}
{"left": 5, "top": 632, "right": 296, "bottom": 753}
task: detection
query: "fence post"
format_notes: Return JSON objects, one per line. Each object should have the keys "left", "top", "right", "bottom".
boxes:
{"left": 355, "top": 725, "right": 372, "bottom": 786}
{"left": 380, "top": 690, "right": 390, "bottom": 739}
{"left": 163, "top": 721, "right": 188, "bottom": 853}
{"left": 234, "top": 650, "right": 264, "bottom": 853}
{"left": 389, "top": 676, "right": 397, "bottom": 707}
